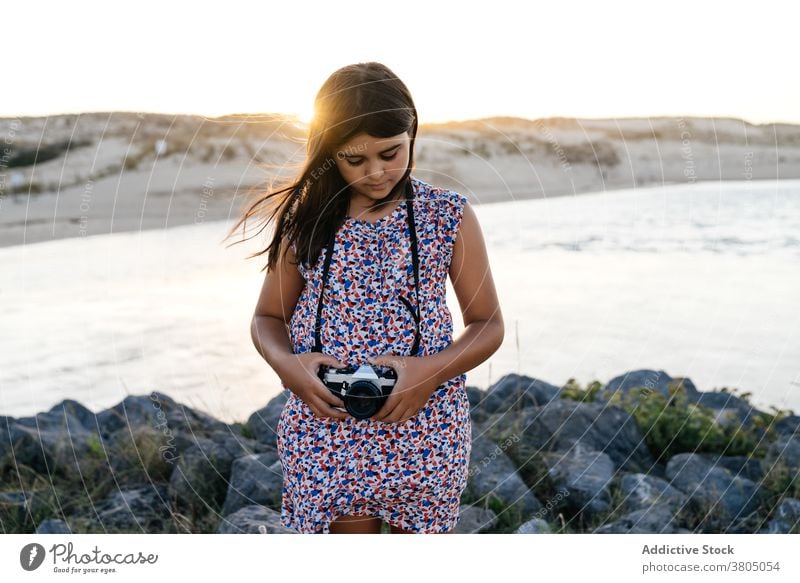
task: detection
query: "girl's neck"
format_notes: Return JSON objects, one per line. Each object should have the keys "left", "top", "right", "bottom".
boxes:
{"left": 346, "top": 183, "right": 406, "bottom": 220}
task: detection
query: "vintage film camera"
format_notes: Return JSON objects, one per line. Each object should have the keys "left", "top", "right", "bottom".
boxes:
{"left": 318, "top": 363, "right": 398, "bottom": 419}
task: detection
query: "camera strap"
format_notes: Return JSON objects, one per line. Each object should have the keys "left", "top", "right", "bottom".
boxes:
{"left": 313, "top": 178, "right": 422, "bottom": 357}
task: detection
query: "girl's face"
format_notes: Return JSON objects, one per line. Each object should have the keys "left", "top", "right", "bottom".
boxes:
{"left": 333, "top": 131, "right": 411, "bottom": 203}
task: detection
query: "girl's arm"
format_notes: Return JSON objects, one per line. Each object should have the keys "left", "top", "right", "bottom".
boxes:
{"left": 251, "top": 238, "right": 305, "bottom": 378}
{"left": 427, "top": 202, "right": 505, "bottom": 385}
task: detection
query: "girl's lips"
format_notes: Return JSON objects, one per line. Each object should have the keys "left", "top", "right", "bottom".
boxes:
{"left": 367, "top": 181, "right": 387, "bottom": 189}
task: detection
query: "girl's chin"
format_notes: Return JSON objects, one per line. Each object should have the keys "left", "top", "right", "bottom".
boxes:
{"left": 358, "top": 181, "right": 396, "bottom": 197}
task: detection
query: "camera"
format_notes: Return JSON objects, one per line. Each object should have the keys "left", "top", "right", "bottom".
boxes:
{"left": 318, "top": 363, "right": 398, "bottom": 419}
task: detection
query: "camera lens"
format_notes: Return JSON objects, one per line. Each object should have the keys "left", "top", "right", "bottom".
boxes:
{"left": 347, "top": 381, "right": 382, "bottom": 418}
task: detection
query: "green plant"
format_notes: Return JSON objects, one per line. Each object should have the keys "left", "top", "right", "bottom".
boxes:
{"left": 477, "top": 492, "right": 526, "bottom": 533}
{"left": 760, "top": 459, "right": 800, "bottom": 518}
{"left": 582, "top": 475, "right": 629, "bottom": 532}
{"left": 606, "top": 381, "right": 783, "bottom": 464}
{"left": 237, "top": 423, "right": 255, "bottom": 440}
{"left": 561, "top": 378, "right": 604, "bottom": 403}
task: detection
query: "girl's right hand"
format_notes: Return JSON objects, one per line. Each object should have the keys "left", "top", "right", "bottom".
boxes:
{"left": 279, "top": 352, "right": 350, "bottom": 420}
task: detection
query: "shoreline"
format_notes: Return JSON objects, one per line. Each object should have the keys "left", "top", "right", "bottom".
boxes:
{"left": 4, "top": 112, "right": 800, "bottom": 250}
{"left": 0, "top": 176, "right": 790, "bottom": 251}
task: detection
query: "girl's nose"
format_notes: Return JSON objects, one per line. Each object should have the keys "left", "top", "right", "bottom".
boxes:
{"left": 366, "top": 162, "right": 386, "bottom": 180}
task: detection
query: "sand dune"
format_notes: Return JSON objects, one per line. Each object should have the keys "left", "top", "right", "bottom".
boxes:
{"left": 1, "top": 112, "right": 799, "bottom": 248}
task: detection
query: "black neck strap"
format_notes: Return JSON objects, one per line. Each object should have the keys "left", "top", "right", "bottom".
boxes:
{"left": 313, "top": 179, "right": 422, "bottom": 357}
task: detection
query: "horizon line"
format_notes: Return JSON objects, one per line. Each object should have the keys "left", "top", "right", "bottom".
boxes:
{"left": 1, "top": 110, "right": 797, "bottom": 129}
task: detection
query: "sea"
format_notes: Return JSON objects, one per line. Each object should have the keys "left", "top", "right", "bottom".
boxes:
{"left": 1, "top": 179, "right": 798, "bottom": 423}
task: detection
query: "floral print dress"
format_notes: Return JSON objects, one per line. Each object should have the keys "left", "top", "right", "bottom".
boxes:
{"left": 276, "top": 176, "right": 471, "bottom": 533}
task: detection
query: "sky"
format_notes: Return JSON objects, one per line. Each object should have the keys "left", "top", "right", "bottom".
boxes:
{"left": 3, "top": 0, "right": 797, "bottom": 125}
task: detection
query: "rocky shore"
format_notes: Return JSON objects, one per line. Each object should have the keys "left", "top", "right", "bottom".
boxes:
{"left": 1, "top": 369, "right": 798, "bottom": 534}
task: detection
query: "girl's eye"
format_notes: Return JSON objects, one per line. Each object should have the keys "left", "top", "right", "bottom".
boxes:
{"left": 344, "top": 152, "right": 398, "bottom": 166}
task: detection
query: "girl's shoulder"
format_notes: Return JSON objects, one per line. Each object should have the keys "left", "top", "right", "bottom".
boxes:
{"left": 410, "top": 176, "right": 469, "bottom": 222}
{"left": 410, "top": 177, "right": 469, "bottom": 269}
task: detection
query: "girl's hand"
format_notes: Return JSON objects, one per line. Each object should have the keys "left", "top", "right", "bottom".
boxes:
{"left": 278, "top": 352, "right": 351, "bottom": 420}
{"left": 367, "top": 353, "right": 441, "bottom": 424}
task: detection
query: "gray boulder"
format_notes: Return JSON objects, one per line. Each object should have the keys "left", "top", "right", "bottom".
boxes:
{"left": 515, "top": 518, "right": 552, "bottom": 533}
{"left": 35, "top": 518, "right": 73, "bottom": 534}
{"left": 44, "top": 399, "right": 98, "bottom": 432}
{"left": 95, "top": 392, "right": 228, "bottom": 440}
{"left": 454, "top": 505, "right": 497, "bottom": 533}
{"left": 666, "top": 453, "right": 762, "bottom": 532}
{"left": 221, "top": 452, "right": 283, "bottom": 516}
{"left": 479, "top": 398, "right": 656, "bottom": 474}
{"left": 765, "top": 498, "right": 800, "bottom": 533}
{"left": 169, "top": 431, "right": 259, "bottom": 511}
{"left": 600, "top": 371, "right": 767, "bottom": 429}
{"left": 0, "top": 416, "right": 13, "bottom": 464}
{"left": 472, "top": 374, "right": 561, "bottom": 422}
{"left": 763, "top": 435, "right": 800, "bottom": 472}
{"left": 697, "top": 453, "right": 765, "bottom": 484}
{"left": 247, "top": 391, "right": 290, "bottom": 448}
{"left": 691, "top": 392, "right": 764, "bottom": 426}
{"left": 466, "top": 385, "right": 488, "bottom": 417}
{"left": 541, "top": 444, "right": 616, "bottom": 517}
{"left": 4, "top": 412, "right": 95, "bottom": 475}
{"left": 599, "top": 369, "right": 700, "bottom": 403}
{"left": 218, "top": 505, "right": 296, "bottom": 534}
{"left": 593, "top": 503, "right": 683, "bottom": 534}
{"left": 465, "top": 434, "right": 542, "bottom": 521}
{"left": 619, "top": 473, "right": 686, "bottom": 513}
{"left": 92, "top": 484, "right": 173, "bottom": 532}
{"left": 774, "top": 415, "right": 800, "bottom": 437}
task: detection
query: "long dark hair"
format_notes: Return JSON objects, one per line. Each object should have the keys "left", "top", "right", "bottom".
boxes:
{"left": 223, "top": 62, "right": 419, "bottom": 273}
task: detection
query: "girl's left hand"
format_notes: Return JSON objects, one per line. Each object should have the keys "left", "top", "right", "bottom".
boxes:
{"left": 367, "top": 353, "right": 441, "bottom": 423}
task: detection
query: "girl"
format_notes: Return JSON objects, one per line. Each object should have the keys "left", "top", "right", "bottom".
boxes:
{"left": 227, "top": 62, "right": 504, "bottom": 534}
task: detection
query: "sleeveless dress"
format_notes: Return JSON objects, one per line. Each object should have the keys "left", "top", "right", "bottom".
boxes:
{"left": 276, "top": 176, "right": 472, "bottom": 534}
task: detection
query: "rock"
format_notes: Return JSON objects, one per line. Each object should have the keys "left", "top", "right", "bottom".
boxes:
{"left": 692, "top": 392, "right": 765, "bottom": 425}
{"left": 763, "top": 435, "right": 800, "bottom": 472}
{"left": 666, "top": 453, "right": 762, "bottom": 532}
{"left": 619, "top": 473, "right": 685, "bottom": 513}
{"left": 473, "top": 374, "right": 561, "bottom": 421}
{"left": 93, "top": 425, "right": 188, "bottom": 483}
{"left": 765, "top": 498, "right": 800, "bottom": 533}
{"left": 465, "top": 434, "right": 542, "bottom": 521}
{"left": 600, "top": 371, "right": 768, "bottom": 429}
{"left": 541, "top": 444, "right": 616, "bottom": 517}
{"left": 45, "top": 399, "right": 98, "bottom": 431}
{"left": 466, "top": 386, "right": 487, "bottom": 415}
{"left": 593, "top": 504, "right": 683, "bottom": 533}
{"left": 4, "top": 417, "right": 95, "bottom": 475}
{"left": 697, "top": 454, "right": 765, "bottom": 484}
{"left": 169, "top": 432, "right": 258, "bottom": 512}
{"left": 218, "top": 505, "right": 296, "bottom": 533}
{"left": 515, "top": 518, "right": 552, "bottom": 533}
{"left": 14, "top": 408, "right": 92, "bottom": 434}
{"left": 480, "top": 398, "right": 656, "bottom": 474}
{"left": 599, "top": 369, "right": 700, "bottom": 402}
{"left": 454, "top": 505, "right": 497, "bottom": 533}
{"left": 774, "top": 415, "right": 800, "bottom": 437}
{"left": 92, "top": 484, "right": 173, "bottom": 531}
{"left": 221, "top": 452, "right": 283, "bottom": 516}
{"left": 247, "top": 391, "right": 289, "bottom": 449}
{"left": 95, "top": 392, "right": 227, "bottom": 440}
{"left": 35, "top": 518, "right": 72, "bottom": 534}
{"left": 0, "top": 416, "right": 14, "bottom": 464}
